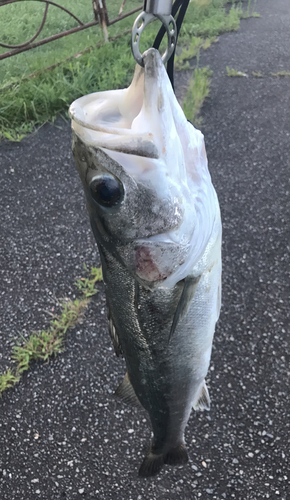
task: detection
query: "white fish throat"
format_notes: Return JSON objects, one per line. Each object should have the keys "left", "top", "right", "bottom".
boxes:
{"left": 69, "top": 48, "right": 221, "bottom": 289}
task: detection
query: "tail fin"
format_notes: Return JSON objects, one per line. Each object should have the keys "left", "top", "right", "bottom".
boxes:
{"left": 138, "top": 451, "right": 164, "bottom": 477}
{"left": 138, "top": 443, "right": 189, "bottom": 477}
{"left": 164, "top": 443, "right": 189, "bottom": 466}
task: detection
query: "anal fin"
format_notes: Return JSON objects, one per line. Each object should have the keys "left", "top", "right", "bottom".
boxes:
{"left": 115, "top": 372, "right": 143, "bottom": 409}
{"left": 194, "top": 381, "right": 210, "bottom": 411}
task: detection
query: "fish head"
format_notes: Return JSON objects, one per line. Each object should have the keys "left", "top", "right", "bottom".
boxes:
{"left": 70, "top": 49, "right": 216, "bottom": 288}
{"left": 72, "top": 134, "right": 183, "bottom": 246}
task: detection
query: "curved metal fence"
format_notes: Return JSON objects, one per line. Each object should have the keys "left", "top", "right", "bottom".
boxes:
{"left": 0, "top": 0, "right": 142, "bottom": 61}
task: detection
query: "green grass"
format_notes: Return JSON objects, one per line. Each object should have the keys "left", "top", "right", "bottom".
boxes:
{"left": 174, "top": 36, "right": 216, "bottom": 71}
{"left": 0, "top": 370, "right": 20, "bottom": 393}
{"left": 0, "top": 0, "right": 139, "bottom": 85}
{"left": 226, "top": 66, "right": 247, "bottom": 77}
{"left": 271, "top": 71, "right": 290, "bottom": 77}
{"left": 0, "top": 0, "right": 246, "bottom": 140}
{"left": 226, "top": 69, "right": 290, "bottom": 78}
{"left": 178, "top": 0, "right": 242, "bottom": 43}
{"left": 242, "top": 0, "right": 260, "bottom": 19}
{"left": 75, "top": 264, "right": 103, "bottom": 298}
{"left": 183, "top": 66, "right": 213, "bottom": 126}
{"left": 0, "top": 265, "right": 103, "bottom": 396}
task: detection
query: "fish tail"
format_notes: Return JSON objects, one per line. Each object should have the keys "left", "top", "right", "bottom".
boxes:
{"left": 138, "top": 442, "right": 189, "bottom": 477}
{"left": 138, "top": 451, "right": 164, "bottom": 477}
{"left": 164, "top": 443, "right": 189, "bottom": 466}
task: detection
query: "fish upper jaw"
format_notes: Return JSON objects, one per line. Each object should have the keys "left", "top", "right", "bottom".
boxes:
{"left": 69, "top": 48, "right": 201, "bottom": 185}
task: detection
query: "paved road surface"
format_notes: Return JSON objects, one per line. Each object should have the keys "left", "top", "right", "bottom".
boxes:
{"left": 0, "top": 0, "right": 289, "bottom": 498}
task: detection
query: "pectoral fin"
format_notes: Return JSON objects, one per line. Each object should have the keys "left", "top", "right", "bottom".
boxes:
{"left": 169, "top": 275, "right": 201, "bottom": 342}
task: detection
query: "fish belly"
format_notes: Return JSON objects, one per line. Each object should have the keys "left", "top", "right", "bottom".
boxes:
{"left": 98, "top": 226, "right": 221, "bottom": 472}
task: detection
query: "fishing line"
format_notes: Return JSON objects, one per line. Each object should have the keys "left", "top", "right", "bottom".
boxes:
{"left": 153, "top": 0, "right": 191, "bottom": 90}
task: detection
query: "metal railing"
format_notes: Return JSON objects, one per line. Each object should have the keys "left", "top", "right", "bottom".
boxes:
{"left": 0, "top": 0, "right": 143, "bottom": 61}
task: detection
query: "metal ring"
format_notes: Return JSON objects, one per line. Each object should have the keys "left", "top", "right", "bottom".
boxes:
{"left": 131, "top": 11, "right": 177, "bottom": 67}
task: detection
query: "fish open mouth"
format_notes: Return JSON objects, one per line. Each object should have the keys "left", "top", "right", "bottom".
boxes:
{"left": 69, "top": 50, "right": 159, "bottom": 160}
{"left": 69, "top": 48, "right": 192, "bottom": 187}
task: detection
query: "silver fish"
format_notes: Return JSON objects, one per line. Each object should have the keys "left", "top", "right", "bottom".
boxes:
{"left": 69, "top": 48, "right": 222, "bottom": 477}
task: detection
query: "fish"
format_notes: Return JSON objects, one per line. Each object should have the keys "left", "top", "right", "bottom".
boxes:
{"left": 69, "top": 48, "right": 222, "bottom": 477}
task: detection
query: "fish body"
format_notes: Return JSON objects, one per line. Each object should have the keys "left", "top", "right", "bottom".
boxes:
{"left": 69, "top": 49, "right": 222, "bottom": 476}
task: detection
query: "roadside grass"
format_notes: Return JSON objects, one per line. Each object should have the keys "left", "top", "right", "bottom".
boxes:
{"left": 226, "top": 66, "right": 248, "bottom": 77}
{"left": 75, "top": 264, "right": 103, "bottom": 298}
{"left": 179, "top": 0, "right": 244, "bottom": 43}
{"left": 174, "top": 36, "right": 216, "bottom": 71}
{"left": 242, "top": 0, "right": 260, "bottom": 19}
{"left": 0, "top": 266, "right": 103, "bottom": 396}
{"left": 271, "top": 71, "right": 290, "bottom": 77}
{"left": 226, "top": 69, "right": 290, "bottom": 78}
{"left": 0, "top": 0, "right": 246, "bottom": 140}
{"left": 183, "top": 66, "right": 213, "bottom": 126}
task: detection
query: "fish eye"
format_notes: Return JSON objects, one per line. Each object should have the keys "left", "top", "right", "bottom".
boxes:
{"left": 89, "top": 175, "right": 123, "bottom": 207}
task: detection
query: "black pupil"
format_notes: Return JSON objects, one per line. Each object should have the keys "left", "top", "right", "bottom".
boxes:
{"left": 90, "top": 176, "right": 122, "bottom": 207}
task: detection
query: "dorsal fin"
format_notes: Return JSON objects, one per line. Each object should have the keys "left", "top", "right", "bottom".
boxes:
{"left": 115, "top": 372, "right": 143, "bottom": 408}
{"left": 194, "top": 381, "right": 210, "bottom": 411}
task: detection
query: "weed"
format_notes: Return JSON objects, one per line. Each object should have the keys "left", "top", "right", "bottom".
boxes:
{"left": 179, "top": 1, "right": 242, "bottom": 43}
{"left": 75, "top": 264, "right": 103, "bottom": 298}
{"left": 242, "top": 0, "right": 260, "bottom": 19}
{"left": 0, "top": 265, "right": 102, "bottom": 395}
{"left": 12, "top": 330, "right": 65, "bottom": 374}
{"left": 0, "top": 370, "right": 20, "bottom": 394}
{"left": 226, "top": 67, "right": 248, "bottom": 77}
{"left": 175, "top": 37, "right": 203, "bottom": 71}
{"left": 271, "top": 71, "right": 290, "bottom": 77}
{"left": 245, "top": 0, "right": 252, "bottom": 17}
{"left": 174, "top": 37, "right": 214, "bottom": 71}
{"left": 183, "top": 66, "right": 213, "bottom": 125}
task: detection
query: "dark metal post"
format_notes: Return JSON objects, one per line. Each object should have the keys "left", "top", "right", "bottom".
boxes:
{"left": 119, "top": 0, "right": 126, "bottom": 16}
{"left": 92, "top": 0, "right": 109, "bottom": 42}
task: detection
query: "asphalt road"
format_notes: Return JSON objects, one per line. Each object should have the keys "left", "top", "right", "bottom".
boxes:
{"left": 0, "top": 0, "right": 289, "bottom": 498}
